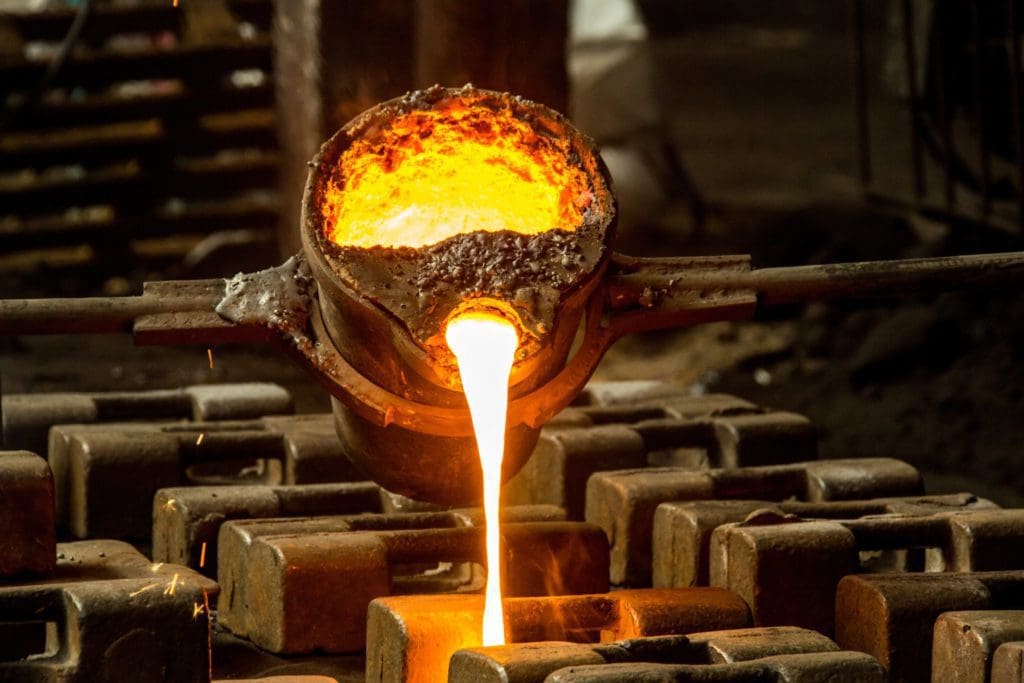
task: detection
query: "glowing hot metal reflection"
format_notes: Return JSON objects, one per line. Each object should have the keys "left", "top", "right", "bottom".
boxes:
{"left": 445, "top": 313, "right": 518, "bottom": 646}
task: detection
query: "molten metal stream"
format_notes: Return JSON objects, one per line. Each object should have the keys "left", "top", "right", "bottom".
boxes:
{"left": 445, "top": 313, "right": 518, "bottom": 646}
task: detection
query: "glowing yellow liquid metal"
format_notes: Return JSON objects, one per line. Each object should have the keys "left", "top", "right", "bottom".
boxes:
{"left": 445, "top": 313, "right": 518, "bottom": 646}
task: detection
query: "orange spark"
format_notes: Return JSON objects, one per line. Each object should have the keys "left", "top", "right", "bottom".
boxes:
{"left": 129, "top": 583, "right": 159, "bottom": 598}
{"left": 192, "top": 602, "right": 205, "bottom": 619}
{"left": 199, "top": 542, "right": 207, "bottom": 568}
{"left": 207, "top": 348, "right": 214, "bottom": 369}
{"left": 195, "top": 433, "right": 205, "bottom": 446}
{"left": 164, "top": 572, "right": 180, "bottom": 596}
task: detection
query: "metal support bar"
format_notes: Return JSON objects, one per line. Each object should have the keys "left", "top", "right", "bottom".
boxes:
{"left": 1, "top": 250, "right": 1023, "bottom": 438}
{"left": 607, "top": 250, "right": 1024, "bottom": 314}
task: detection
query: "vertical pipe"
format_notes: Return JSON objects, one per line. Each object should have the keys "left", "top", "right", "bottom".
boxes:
{"left": 1008, "top": 0, "right": 1024, "bottom": 228}
{"left": 853, "top": 0, "right": 872, "bottom": 188}
{"left": 902, "top": 0, "right": 927, "bottom": 201}
{"left": 970, "top": 0, "right": 993, "bottom": 218}
{"left": 933, "top": 1, "right": 956, "bottom": 213}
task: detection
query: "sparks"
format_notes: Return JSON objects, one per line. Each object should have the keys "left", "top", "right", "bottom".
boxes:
{"left": 151, "top": 562, "right": 165, "bottom": 573}
{"left": 164, "top": 572, "right": 180, "bottom": 596}
{"left": 129, "top": 583, "right": 159, "bottom": 598}
{"left": 192, "top": 602, "right": 205, "bottom": 619}
{"left": 162, "top": 499, "right": 177, "bottom": 512}
{"left": 199, "top": 542, "right": 207, "bottom": 568}
{"left": 445, "top": 313, "right": 517, "bottom": 646}
{"left": 207, "top": 348, "right": 214, "bottom": 369}
{"left": 195, "top": 433, "right": 205, "bottom": 446}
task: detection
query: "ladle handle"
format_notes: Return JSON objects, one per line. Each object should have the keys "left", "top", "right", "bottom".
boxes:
{"left": 745, "top": 251, "right": 1024, "bottom": 305}
{"left": 603, "top": 250, "right": 1024, "bottom": 336}
{"left": 0, "top": 279, "right": 225, "bottom": 336}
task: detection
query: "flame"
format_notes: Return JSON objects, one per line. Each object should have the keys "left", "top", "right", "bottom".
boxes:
{"left": 445, "top": 313, "right": 518, "bottom": 646}
{"left": 323, "top": 102, "right": 592, "bottom": 249}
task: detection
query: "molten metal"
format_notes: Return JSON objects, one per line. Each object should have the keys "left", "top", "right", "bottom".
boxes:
{"left": 446, "top": 313, "right": 518, "bottom": 645}
{"left": 323, "top": 101, "right": 592, "bottom": 249}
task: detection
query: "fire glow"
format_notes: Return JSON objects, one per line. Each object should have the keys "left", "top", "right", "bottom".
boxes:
{"left": 323, "top": 101, "right": 592, "bottom": 249}
{"left": 445, "top": 313, "right": 518, "bottom": 646}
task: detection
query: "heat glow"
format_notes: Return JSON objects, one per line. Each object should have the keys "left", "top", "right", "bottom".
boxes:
{"left": 445, "top": 313, "right": 518, "bottom": 646}
{"left": 323, "top": 104, "right": 591, "bottom": 249}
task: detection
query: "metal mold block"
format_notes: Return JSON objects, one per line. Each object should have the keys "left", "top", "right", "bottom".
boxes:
{"left": 366, "top": 588, "right": 751, "bottom": 683}
{"left": 0, "top": 540, "right": 217, "bottom": 683}
{"left": 216, "top": 505, "right": 566, "bottom": 638}
{"left": 240, "top": 521, "right": 609, "bottom": 654}
{"left": 506, "top": 394, "right": 813, "bottom": 520}
{"left": 50, "top": 414, "right": 363, "bottom": 540}
{"left": 652, "top": 493, "right": 996, "bottom": 588}
{"left": 710, "top": 507, "right": 1024, "bottom": 633}
{"left": 0, "top": 451, "right": 56, "bottom": 577}
{"left": 152, "top": 481, "right": 383, "bottom": 576}
{"left": 2, "top": 383, "right": 292, "bottom": 455}
{"left": 932, "top": 611, "right": 1024, "bottom": 683}
{"left": 541, "top": 652, "right": 886, "bottom": 682}
{"left": 448, "top": 626, "right": 841, "bottom": 682}
{"left": 992, "top": 641, "right": 1024, "bottom": 682}
{"left": 586, "top": 457, "right": 923, "bottom": 586}
{"left": 835, "top": 571, "right": 1024, "bottom": 682}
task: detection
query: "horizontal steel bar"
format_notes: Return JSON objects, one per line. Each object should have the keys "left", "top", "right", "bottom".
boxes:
{"left": 0, "top": 294, "right": 221, "bottom": 335}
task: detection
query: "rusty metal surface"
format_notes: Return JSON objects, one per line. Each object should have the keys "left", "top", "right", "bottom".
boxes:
{"left": 541, "top": 652, "right": 886, "bottom": 682}
{"left": 50, "top": 414, "right": 363, "bottom": 541}
{"left": 710, "top": 507, "right": 1024, "bottom": 634}
{"left": 605, "top": 251, "right": 1024, "bottom": 311}
{"left": 0, "top": 451, "right": 55, "bottom": 577}
{"left": 653, "top": 493, "right": 996, "bottom": 589}
{"left": 2, "top": 382, "right": 292, "bottom": 455}
{"left": 152, "top": 481, "right": 382, "bottom": 576}
{"left": 835, "top": 571, "right": 1024, "bottom": 682}
{"left": 932, "top": 611, "right": 1024, "bottom": 683}
{"left": 0, "top": 540, "right": 217, "bottom": 682}
{"left": 586, "top": 457, "right": 923, "bottom": 586}
{"left": 993, "top": 641, "right": 1024, "bottom": 682}
{"left": 236, "top": 521, "right": 609, "bottom": 654}
{"left": 448, "top": 626, "right": 841, "bottom": 682}
{"left": 365, "top": 588, "right": 751, "bottom": 683}
{"left": 505, "top": 393, "right": 815, "bottom": 519}
{"left": 216, "top": 505, "right": 565, "bottom": 639}
{"left": 711, "top": 517, "right": 857, "bottom": 635}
